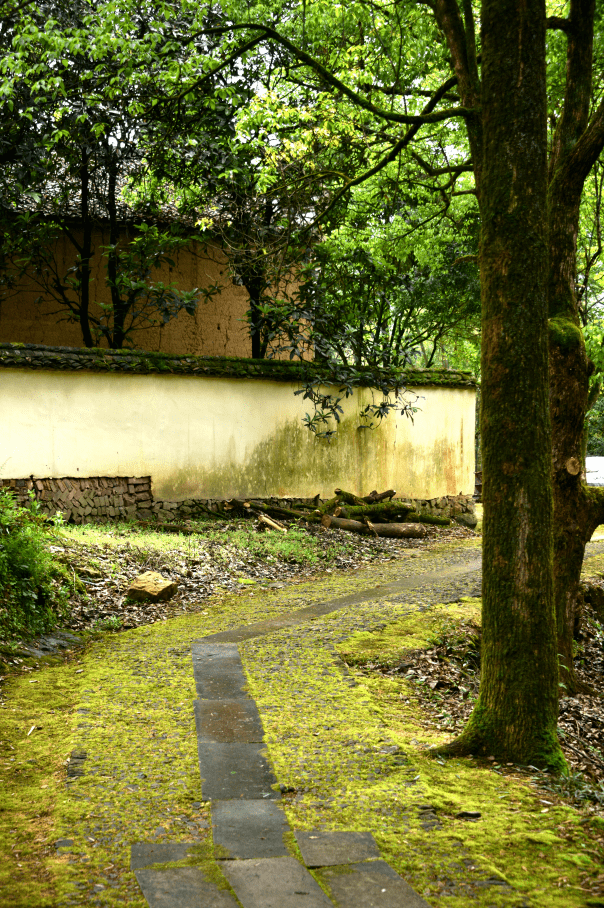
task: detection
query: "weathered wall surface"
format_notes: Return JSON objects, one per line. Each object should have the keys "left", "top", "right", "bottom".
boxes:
{"left": 0, "top": 234, "right": 252, "bottom": 357}
{"left": 0, "top": 351, "right": 476, "bottom": 500}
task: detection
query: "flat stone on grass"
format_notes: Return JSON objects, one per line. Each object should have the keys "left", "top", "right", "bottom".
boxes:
{"left": 219, "top": 856, "right": 332, "bottom": 908}
{"left": 197, "top": 742, "right": 280, "bottom": 800}
{"left": 135, "top": 867, "right": 239, "bottom": 907}
{"left": 212, "top": 800, "right": 289, "bottom": 859}
{"left": 130, "top": 843, "right": 199, "bottom": 871}
{"left": 294, "top": 830, "right": 380, "bottom": 868}
{"left": 319, "top": 860, "right": 430, "bottom": 907}
{"left": 195, "top": 699, "right": 265, "bottom": 743}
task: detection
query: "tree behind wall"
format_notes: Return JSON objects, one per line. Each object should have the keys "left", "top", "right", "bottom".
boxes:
{"left": 0, "top": 2, "right": 200, "bottom": 350}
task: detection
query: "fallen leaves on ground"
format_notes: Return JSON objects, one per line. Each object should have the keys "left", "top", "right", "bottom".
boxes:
{"left": 37, "top": 520, "right": 475, "bottom": 635}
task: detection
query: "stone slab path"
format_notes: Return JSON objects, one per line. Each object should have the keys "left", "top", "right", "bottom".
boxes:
{"left": 44, "top": 537, "right": 604, "bottom": 907}
{"left": 131, "top": 572, "right": 448, "bottom": 907}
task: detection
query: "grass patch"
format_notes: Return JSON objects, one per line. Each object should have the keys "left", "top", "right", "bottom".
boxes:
{"left": 60, "top": 521, "right": 364, "bottom": 569}
{"left": 0, "top": 650, "right": 82, "bottom": 906}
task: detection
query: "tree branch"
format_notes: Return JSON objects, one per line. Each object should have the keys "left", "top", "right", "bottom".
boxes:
{"left": 167, "top": 34, "right": 267, "bottom": 104}
{"left": 201, "top": 24, "right": 476, "bottom": 126}
{"left": 559, "top": 94, "right": 604, "bottom": 193}
{"left": 411, "top": 150, "right": 473, "bottom": 176}
{"left": 546, "top": 16, "right": 571, "bottom": 32}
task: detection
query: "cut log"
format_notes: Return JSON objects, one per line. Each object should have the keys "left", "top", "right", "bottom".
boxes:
{"left": 258, "top": 514, "right": 287, "bottom": 533}
{"left": 321, "top": 515, "right": 427, "bottom": 538}
{"left": 406, "top": 513, "right": 451, "bottom": 527}
{"left": 333, "top": 489, "right": 367, "bottom": 506}
{"left": 362, "top": 489, "right": 397, "bottom": 503}
{"left": 342, "top": 502, "right": 415, "bottom": 522}
{"left": 317, "top": 495, "right": 341, "bottom": 515}
{"left": 249, "top": 503, "right": 319, "bottom": 522}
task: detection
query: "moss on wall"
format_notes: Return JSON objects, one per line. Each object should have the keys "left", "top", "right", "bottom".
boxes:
{"left": 0, "top": 342, "right": 476, "bottom": 388}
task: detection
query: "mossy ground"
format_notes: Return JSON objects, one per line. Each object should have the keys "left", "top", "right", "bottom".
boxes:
{"left": 1, "top": 536, "right": 601, "bottom": 907}
{"left": 242, "top": 596, "right": 603, "bottom": 906}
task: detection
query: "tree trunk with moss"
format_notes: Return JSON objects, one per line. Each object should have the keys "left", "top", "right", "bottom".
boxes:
{"left": 439, "top": 0, "right": 564, "bottom": 768}
{"left": 546, "top": 0, "right": 604, "bottom": 694}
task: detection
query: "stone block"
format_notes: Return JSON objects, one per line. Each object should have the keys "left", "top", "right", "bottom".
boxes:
{"left": 318, "top": 860, "right": 429, "bottom": 907}
{"left": 195, "top": 699, "right": 265, "bottom": 743}
{"left": 197, "top": 742, "right": 279, "bottom": 800}
{"left": 212, "top": 800, "right": 289, "bottom": 859}
{"left": 294, "top": 830, "right": 380, "bottom": 868}
{"left": 127, "top": 572, "right": 178, "bottom": 602}
{"left": 130, "top": 843, "right": 198, "bottom": 871}
{"left": 219, "top": 856, "right": 331, "bottom": 908}
{"left": 135, "top": 867, "right": 238, "bottom": 907}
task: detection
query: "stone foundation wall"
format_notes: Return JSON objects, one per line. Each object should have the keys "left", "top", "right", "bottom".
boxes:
{"left": 1, "top": 477, "right": 475, "bottom": 526}
{"left": 0, "top": 476, "right": 153, "bottom": 523}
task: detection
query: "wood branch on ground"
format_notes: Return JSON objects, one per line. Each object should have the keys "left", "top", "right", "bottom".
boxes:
{"left": 320, "top": 515, "right": 428, "bottom": 538}
{"left": 248, "top": 502, "right": 321, "bottom": 522}
{"left": 142, "top": 488, "right": 453, "bottom": 529}
{"left": 257, "top": 514, "right": 288, "bottom": 533}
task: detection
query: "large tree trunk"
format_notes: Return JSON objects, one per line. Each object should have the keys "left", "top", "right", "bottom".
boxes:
{"left": 546, "top": 0, "right": 604, "bottom": 694}
{"left": 439, "top": 0, "right": 564, "bottom": 767}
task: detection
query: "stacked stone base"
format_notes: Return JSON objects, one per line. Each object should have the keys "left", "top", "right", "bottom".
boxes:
{"left": 0, "top": 478, "right": 475, "bottom": 526}
{"left": 0, "top": 476, "right": 152, "bottom": 524}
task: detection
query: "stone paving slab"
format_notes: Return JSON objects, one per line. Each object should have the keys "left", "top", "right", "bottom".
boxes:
{"left": 294, "top": 830, "right": 381, "bottom": 868}
{"left": 213, "top": 800, "right": 289, "bottom": 859}
{"left": 319, "top": 860, "right": 430, "bottom": 907}
{"left": 219, "top": 856, "right": 332, "bottom": 908}
{"left": 197, "top": 742, "right": 280, "bottom": 799}
{"left": 192, "top": 643, "right": 241, "bottom": 659}
{"left": 130, "top": 843, "right": 199, "bottom": 870}
{"left": 199, "top": 558, "right": 482, "bottom": 644}
{"left": 135, "top": 867, "right": 239, "bottom": 908}
{"left": 192, "top": 646, "right": 249, "bottom": 700}
{"left": 195, "top": 699, "right": 265, "bottom": 743}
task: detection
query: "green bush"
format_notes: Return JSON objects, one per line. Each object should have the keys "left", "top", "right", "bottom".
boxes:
{"left": 0, "top": 489, "right": 69, "bottom": 640}
{"left": 586, "top": 392, "right": 604, "bottom": 456}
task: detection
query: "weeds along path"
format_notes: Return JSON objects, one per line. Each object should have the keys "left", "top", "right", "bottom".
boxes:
{"left": 2, "top": 538, "right": 603, "bottom": 907}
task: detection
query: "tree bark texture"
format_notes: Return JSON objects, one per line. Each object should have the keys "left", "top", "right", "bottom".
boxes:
{"left": 440, "top": 0, "right": 564, "bottom": 767}
{"left": 546, "top": 0, "right": 604, "bottom": 693}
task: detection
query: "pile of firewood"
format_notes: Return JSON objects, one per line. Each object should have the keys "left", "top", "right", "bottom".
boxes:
{"left": 214, "top": 488, "right": 451, "bottom": 539}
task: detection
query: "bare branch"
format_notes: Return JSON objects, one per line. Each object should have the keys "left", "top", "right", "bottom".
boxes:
{"left": 411, "top": 150, "right": 473, "bottom": 176}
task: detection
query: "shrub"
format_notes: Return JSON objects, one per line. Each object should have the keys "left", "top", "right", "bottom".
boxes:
{"left": 0, "top": 489, "right": 69, "bottom": 640}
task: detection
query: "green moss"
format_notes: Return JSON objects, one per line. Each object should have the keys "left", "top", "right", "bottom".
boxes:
{"left": 548, "top": 317, "right": 583, "bottom": 353}
{"left": 2, "top": 540, "right": 597, "bottom": 907}
{"left": 240, "top": 595, "right": 600, "bottom": 907}
{"left": 0, "top": 342, "right": 476, "bottom": 388}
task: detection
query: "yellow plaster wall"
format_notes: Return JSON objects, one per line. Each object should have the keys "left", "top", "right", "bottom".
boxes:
{"left": 0, "top": 369, "right": 475, "bottom": 499}
{"left": 0, "top": 232, "right": 252, "bottom": 356}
